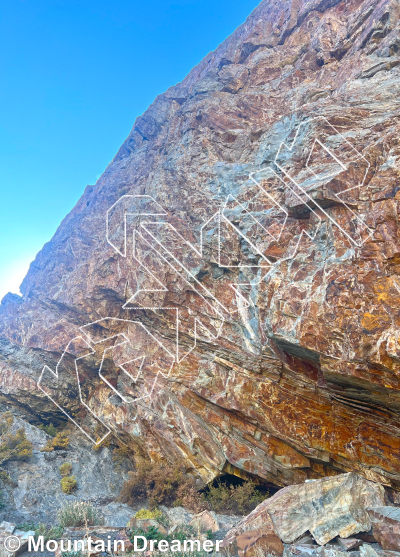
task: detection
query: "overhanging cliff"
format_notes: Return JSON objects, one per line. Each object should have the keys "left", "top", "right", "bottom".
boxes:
{"left": 1, "top": 0, "right": 400, "bottom": 490}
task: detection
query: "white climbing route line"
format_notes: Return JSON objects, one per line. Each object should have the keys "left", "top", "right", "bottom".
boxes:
{"left": 38, "top": 114, "right": 375, "bottom": 443}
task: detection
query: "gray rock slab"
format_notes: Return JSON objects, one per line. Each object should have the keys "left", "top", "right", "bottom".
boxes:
{"left": 101, "top": 503, "right": 134, "bottom": 528}
{"left": 0, "top": 417, "right": 133, "bottom": 524}
{"left": 161, "top": 506, "right": 194, "bottom": 527}
{"left": 0, "top": 523, "right": 15, "bottom": 534}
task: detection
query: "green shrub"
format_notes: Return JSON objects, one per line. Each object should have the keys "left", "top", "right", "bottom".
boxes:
{"left": 0, "top": 470, "right": 11, "bottom": 483}
{"left": 34, "top": 524, "right": 63, "bottom": 542}
{"left": 16, "top": 523, "right": 62, "bottom": 541}
{"left": 129, "top": 525, "right": 164, "bottom": 543}
{"left": 38, "top": 423, "right": 58, "bottom": 437}
{"left": 135, "top": 508, "right": 163, "bottom": 519}
{"left": 59, "top": 462, "right": 73, "bottom": 477}
{"left": 57, "top": 501, "right": 99, "bottom": 528}
{"left": 204, "top": 480, "right": 267, "bottom": 515}
{"left": 16, "top": 521, "right": 36, "bottom": 531}
{"left": 0, "top": 489, "right": 4, "bottom": 509}
{"left": 60, "top": 476, "right": 77, "bottom": 494}
{"left": 206, "top": 529, "right": 214, "bottom": 540}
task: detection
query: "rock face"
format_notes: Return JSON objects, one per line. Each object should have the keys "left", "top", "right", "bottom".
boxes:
{"left": 221, "top": 473, "right": 385, "bottom": 548}
{"left": 189, "top": 510, "right": 220, "bottom": 533}
{"left": 0, "top": 406, "right": 133, "bottom": 523}
{"left": 367, "top": 507, "right": 400, "bottom": 551}
{"left": 236, "top": 529, "right": 284, "bottom": 557}
{"left": 1, "top": 0, "right": 400, "bottom": 498}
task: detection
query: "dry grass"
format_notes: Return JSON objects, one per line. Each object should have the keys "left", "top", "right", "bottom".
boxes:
{"left": 57, "top": 501, "right": 99, "bottom": 527}
{"left": 118, "top": 458, "right": 268, "bottom": 515}
{"left": 118, "top": 459, "right": 209, "bottom": 513}
{"left": 0, "top": 411, "right": 33, "bottom": 468}
{"left": 59, "top": 462, "right": 73, "bottom": 476}
{"left": 204, "top": 480, "right": 267, "bottom": 515}
{"left": 41, "top": 431, "right": 70, "bottom": 452}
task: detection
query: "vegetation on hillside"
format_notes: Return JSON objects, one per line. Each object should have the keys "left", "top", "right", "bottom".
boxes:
{"left": 0, "top": 411, "right": 33, "bottom": 478}
{"left": 59, "top": 462, "right": 73, "bottom": 477}
{"left": 118, "top": 459, "right": 209, "bottom": 513}
{"left": 135, "top": 508, "right": 163, "bottom": 519}
{"left": 204, "top": 480, "right": 266, "bottom": 515}
{"left": 57, "top": 501, "right": 99, "bottom": 527}
{"left": 60, "top": 475, "right": 77, "bottom": 494}
{"left": 41, "top": 431, "right": 70, "bottom": 452}
{"left": 118, "top": 459, "right": 268, "bottom": 515}
{"left": 38, "top": 423, "right": 58, "bottom": 437}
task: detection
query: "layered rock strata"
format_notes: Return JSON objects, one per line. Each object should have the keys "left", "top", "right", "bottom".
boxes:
{"left": 1, "top": 0, "right": 400, "bottom": 492}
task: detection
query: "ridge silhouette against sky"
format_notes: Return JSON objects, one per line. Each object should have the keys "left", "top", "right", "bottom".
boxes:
{"left": 0, "top": 0, "right": 259, "bottom": 301}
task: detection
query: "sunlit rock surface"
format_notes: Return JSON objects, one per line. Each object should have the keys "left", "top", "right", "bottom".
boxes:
{"left": 1, "top": 0, "right": 400, "bottom": 494}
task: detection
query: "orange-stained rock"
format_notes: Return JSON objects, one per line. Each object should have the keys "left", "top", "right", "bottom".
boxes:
{"left": 237, "top": 530, "right": 284, "bottom": 557}
{"left": 2, "top": 0, "right": 400, "bottom": 497}
{"left": 221, "top": 494, "right": 279, "bottom": 551}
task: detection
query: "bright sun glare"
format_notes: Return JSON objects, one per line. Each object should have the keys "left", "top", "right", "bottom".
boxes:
{"left": 0, "top": 258, "right": 32, "bottom": 302}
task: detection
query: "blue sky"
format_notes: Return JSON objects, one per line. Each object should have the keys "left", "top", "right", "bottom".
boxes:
{"left": 0, "top": 0, "right": 259, "bottom": 301}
